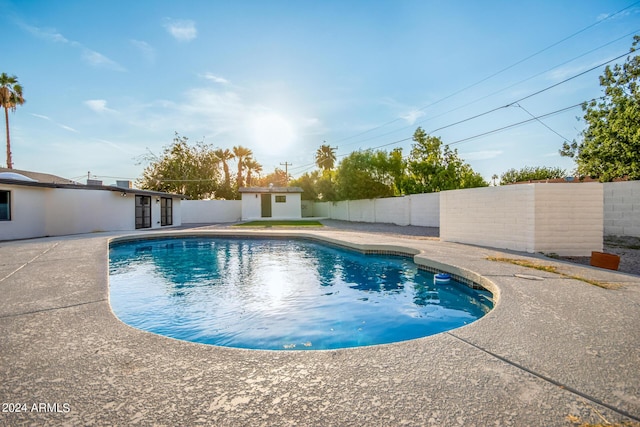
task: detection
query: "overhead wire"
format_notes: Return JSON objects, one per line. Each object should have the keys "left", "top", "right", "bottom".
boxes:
{"left": 328, "top": 0, "right": 640, "bottom": 148}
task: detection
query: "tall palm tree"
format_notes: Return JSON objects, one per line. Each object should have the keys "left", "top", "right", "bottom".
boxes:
{"left": 214, "top": 148, "right": 235, "bottom": 188}
{"left": 244, "top": 158, "right": 263, "bottom": 186}
{"left": 232, "top": 145, "right": 253, "bottom": 188}
{"left": 315, "top": 143, "right": 337, "bottom": 171}
{"left": 0, "top": 73, "right": 25, "bottom": 169}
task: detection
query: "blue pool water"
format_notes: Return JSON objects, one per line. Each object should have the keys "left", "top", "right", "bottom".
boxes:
{"left": 109, "top": 237, "right": 493, "bottom": 350}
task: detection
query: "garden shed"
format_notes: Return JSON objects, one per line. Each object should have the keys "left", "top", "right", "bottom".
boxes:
{"left": 239, "top": 186, "right": 303, "bottom": 220}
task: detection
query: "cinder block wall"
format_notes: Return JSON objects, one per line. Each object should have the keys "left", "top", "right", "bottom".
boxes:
{"left": 604, "top": 181, "right": 640, "bottom": 237}
{"left": 408, "top": 193, "right": 440, "bottom": 227}
{"left": 440, "top": 183, "right": 603, "bottom": 256}
{"left": 440, "top": 186, "right": 535, "bottom": 253}
{"left": 181, "top": 200, "right": 241, "bottom": 223}
{"left": 375, "top": 197, "right": 410, "bottom": 225}
{"left": 534, "top": 183, "right": 603, "bottom": 255}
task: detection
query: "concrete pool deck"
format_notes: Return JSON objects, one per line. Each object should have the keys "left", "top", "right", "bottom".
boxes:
{"left": 1, "top": 225, "right": 639, "bottom": 426}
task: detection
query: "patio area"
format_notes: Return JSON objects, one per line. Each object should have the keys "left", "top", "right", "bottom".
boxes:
{"left": 1, "top": 224, "right": 639, "bottom": 426}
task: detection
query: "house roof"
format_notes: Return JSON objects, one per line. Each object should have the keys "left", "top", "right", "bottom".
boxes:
{"left": 0, "top": 168, "right": 79, "bottom": 184}
{"left": 239, "top": 186, "right": 303, "bottom": 193}
{"left": 0, "top": 167, "right": 185, "bottom": 198}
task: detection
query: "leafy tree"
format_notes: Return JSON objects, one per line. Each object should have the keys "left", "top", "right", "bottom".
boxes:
{"left": 402, "top": 127, "right": 487, "bottom": 193}
{"left": 560, "top": 36, "right": 640, "bottom": 181}
{"left": 500, "top": 166, "right": 566, "bottom": 183}
{"left": 334, "top": 149, "right": 401, "bottom": 200}
{"left": 257, "top": 167, "right": 290, "bottom": 187}
{"left": 244, "top": 157, "right": 263, "bottom": 186}
{"left": 0, "top": 73, "right": 25, "bottom": 169}
{"left": 138, "top": 132, "right": 221, "bottom": 199}
{"left": 290, "top": 170, "right": 338, "bottom": 201}
{"left": 213, "top": 148, "right": 236, "bottom": 199}
{"left": 315, "top": 143, "right": 337, "bottom": 171}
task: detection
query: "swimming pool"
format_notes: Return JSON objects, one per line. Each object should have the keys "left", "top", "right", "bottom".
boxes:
{"left": 109, "top": 237, "right": 493, "bottom": 350}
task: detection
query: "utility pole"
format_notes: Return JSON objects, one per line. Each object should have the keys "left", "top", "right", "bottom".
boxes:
{"left": 280, "top": 162, "right": 292, "bottom": 185}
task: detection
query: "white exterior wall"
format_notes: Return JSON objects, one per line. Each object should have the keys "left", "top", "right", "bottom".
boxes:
{"left": 0, "top": 184, "right": 182, "bottom": 241}
{"left": 241, "top": 192, "right": 302, "bottom": 220}
{"left": 271, "top": 193, "right": 302, "bottom": 219}
{"left": 45, "top": 188, "right": 134, "bottom": 235}
{"left": 182, "top": 200, "right": 241, "bottom": 223}
{"left": 604, "top": 181, "right": 640, "bottom": 237}
{"left": 409, "top": 193, "right": 440, "bottom": 227}
{"left": 0, "top": 185, "right": 48, "bottom": 240}
{"left": 533, "top": 183, "right": 603, "bottom": 255}
{"left": 440, "top": 184, "right": 603, "bottom": 256}
{"left": 301, "top": 200, "right": 314, "bottom": 217}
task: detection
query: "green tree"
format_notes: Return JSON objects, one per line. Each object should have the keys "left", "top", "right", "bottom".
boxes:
{"left": 334, "top": 149, "right": 401, "bottom": 200}
{"left": 560, "top": 36, "right": 640, "bottom": 181}
{"left": 0, "top": 73, "right": 25, "bottom": 169}
{"left": 500, "top": 166, "right": 566, "bottom": 183}
{"left": 233, "top": 145, "right": 253, "bottom": 188}
{"left": 402, "top": 127, "right": 487, "bottom": 193}
{"left": 257, "top": 167, "right": 290, "bottom": 187}
{"left": 244, "top": 157, "right": 263, "bottom": 186}
{"left": 315, "top": 143, "right": 337, "bottom": 171}
{"left": 213, "top": 148, "right": 236, "bottom": 200}
{"left": 138, "top": 132, "right": 221, "bottom": 199}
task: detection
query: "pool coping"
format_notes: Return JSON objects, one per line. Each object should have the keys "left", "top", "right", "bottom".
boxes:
{"left": 1, "top": 227, "right": 639, "bottom": 425}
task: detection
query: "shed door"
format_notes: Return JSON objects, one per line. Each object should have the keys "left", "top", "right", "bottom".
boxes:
{"left": 261, "top": 194, "right": 272, "bottom": 218}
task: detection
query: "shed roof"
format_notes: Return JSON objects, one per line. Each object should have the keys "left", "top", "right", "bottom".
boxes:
{"left": 239, "top": 186, "right": 303, "bottom": 193}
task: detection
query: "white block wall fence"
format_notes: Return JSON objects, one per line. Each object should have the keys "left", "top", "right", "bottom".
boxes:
{"left": 181, "top": 200, "right": 242, "bottom": 223}
{"left": 440, "top": 183, "right": 603, "bottom": 256}
{"left": 604, "top": 181, "right": 640, "bottom": 237}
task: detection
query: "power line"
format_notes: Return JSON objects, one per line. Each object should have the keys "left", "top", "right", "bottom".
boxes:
{"left": 514, "top": 103, "right": 572, "bottom": 143}
{"left": 328, "top": 0, "right": 640, "bottom": 148}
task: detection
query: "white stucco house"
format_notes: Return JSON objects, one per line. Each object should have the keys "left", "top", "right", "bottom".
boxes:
{"left": 0, "top": 169, "right": 183, "bottom": 241}
{"left": 239, "top": 186, "right": 303, "bottom": 220}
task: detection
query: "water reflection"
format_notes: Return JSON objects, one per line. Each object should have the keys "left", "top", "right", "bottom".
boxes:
{"left": 109, "top": 237, "right": 493, "bottom": 350}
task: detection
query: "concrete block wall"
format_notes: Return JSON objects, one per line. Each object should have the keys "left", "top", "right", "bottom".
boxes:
{"left": 181, "top": 200, "right": 241, "bottom": 223}
{"left": 408, "top": 193, "right": 440, "bottom": 227}
{"left": 534, "top": 183, "right": 603, "bottom": 255}
{"left": 604, "top": 181, "right": 640, "bottom": 237}
{"left": 375, "top": 197, "right": 410, "bottom": 225}
{"left": 440, "top": 186, "right": 535, "bottom": 253}
{"left": 440, "top": 183, "right": 603, "bottom": 256}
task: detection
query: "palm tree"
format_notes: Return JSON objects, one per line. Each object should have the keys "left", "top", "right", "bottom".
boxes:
{"left": 315, "top": 143, "right": 337, "bottom": 171}
{"left": 244, "top": 158, "right": 263, "bottom": 186}
{"left": 232, "top": 145, "right": 253, "bottom": 188}
{"left": 0, "top": 73, "right": 25, "bottom": 169}
{"left": 491, "top": 174, "right": 499, "bottom": 186}
{"left": 214, "top": 148, "right": 235, "bottom": 188}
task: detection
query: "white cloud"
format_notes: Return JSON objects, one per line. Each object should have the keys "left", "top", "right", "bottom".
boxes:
{"left": 201, "top": 73, "right": 230, "bottom": 85}
{"left": 82, "top": 49, "right": 126, "bottom": 71}
{"left": 164, "top": 19, "right": 197, "bottom": 41}
{"left": 21, "top": 22, "right": 124, "bottom": 71}
{"left": 31, "top": 113, "right": 78, "bottom": 132}
{"left": 84, "top": 99, "right": 116, "bottom": 113}
{"left": 400, "top": 109, "right": 425, "bottom": 125}
{"left": 130, "top": 39, "right": 156, "bottom": 62}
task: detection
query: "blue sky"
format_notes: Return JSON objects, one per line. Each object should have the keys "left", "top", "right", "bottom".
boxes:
{"left": 2, "top": 0, "right": 639, "bottom": 184}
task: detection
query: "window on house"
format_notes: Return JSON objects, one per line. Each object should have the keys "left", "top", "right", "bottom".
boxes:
{"left": 161, "top": 197, "right": 173, "bottom": 226}
{"left": 0, "top": 191, "right": 10, "bottom": 221}
{"left": 275, "top": 195, "right": 286, "bottom": 203}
